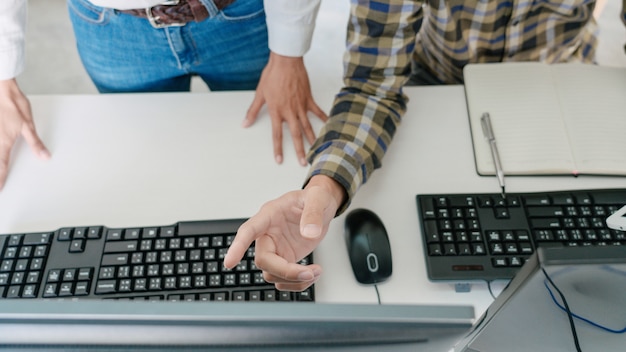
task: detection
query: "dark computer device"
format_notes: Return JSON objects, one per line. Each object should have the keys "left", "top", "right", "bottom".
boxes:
{"left": 0, "top": 300, "right": 475, "bottom": 350}
{"left": 344, "top": 208, "right": 393, "bottom": 284}
{"left": 0, "top": 218, "right": 313, "bottom": 302}
{"left": 416, "top": 188, "right": 626, "bottom": 281}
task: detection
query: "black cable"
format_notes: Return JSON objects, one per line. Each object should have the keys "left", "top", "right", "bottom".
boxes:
{"left": 374, "top": 284, "right": 381, "bottom": 304}
{"left": 545, "top": 281, "right": 626, "bottom": 334}
{"left": 486, "top": 280, "right": 497, "bottom": 300}
{"left": 542, "top": 267, "right": 582, "bottom": 352}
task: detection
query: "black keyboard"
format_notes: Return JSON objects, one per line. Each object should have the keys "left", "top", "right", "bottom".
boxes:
{"left": 416, "top": 188, "right": 626, "bottom": 281}
{"left": 0, "top": 219, "right": 314, "bottom": 302}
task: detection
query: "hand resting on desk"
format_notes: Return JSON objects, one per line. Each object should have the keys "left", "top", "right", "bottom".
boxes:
{"left": 0, "top": 79, "right": 51, "bottom": 190}
{"left": 225, "top": 175, "right": 345, "bottom": 291}
{"left": 243, "top": 53, "right": 328, "bottom": 167}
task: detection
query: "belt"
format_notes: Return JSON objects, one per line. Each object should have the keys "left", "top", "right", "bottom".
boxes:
{"left": 119, "top": 0, "right": 235, "bottom": 28}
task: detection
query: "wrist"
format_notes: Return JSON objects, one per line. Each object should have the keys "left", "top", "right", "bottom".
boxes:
{"left": 306, "top": 175, "right": 347, "bottom": 211}
{"left": 0, "top": 78, "right": 21, "bottom": 102}
{"left": 269, "top": 51, "right": 304, "bottom": 66}
{"left": 0, "top": 78, "right": 18, "bottom": 92}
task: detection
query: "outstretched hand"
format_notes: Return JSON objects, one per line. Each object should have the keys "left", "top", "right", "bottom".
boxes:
{"left": 224, "top": 175, "right": 345, "bottom": 291}
{"left": 0, "top": 79, "right": 50, "bottom": 190}
{"left": 244, "top": 52, "right": 328, "bottom": 166}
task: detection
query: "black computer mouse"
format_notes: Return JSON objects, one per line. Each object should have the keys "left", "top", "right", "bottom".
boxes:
{"left": 344, "top": 208, "right": 393, "bottom": 284}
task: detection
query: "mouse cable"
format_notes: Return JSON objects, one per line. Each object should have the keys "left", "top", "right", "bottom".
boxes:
{"left": 544, "top": 281, "right": 626, "bottom": 334}
{"left": 542, "top": 267, "right": 582, "bottom": 352}
{"left": 485, "top": 280, "right": 497, "bottom": 301}
{"left": 374, "top": 284, "right": 381, "bottom": 305}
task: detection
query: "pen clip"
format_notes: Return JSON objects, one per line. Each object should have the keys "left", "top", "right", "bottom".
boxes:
{"left": 480, "top": 113, "right": 495, "bottom": 141}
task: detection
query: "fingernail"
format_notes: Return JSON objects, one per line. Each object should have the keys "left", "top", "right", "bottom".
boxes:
{"left": 299, "top": 158, "right": 307, "bottom": 166}
{"left": 313, "top": 267, "right": 322, "bottom": 277}
{"left": 275, "top": 155, "right": 283, "bottom": 164}
{"left": 241, "top": 119, "right": 251, "bottom": 128}
{"left": 302, "top": 224, "right": 321, "bottom": 239}
{"left": 297, "top": 271, "right": 314, "bottom": 281}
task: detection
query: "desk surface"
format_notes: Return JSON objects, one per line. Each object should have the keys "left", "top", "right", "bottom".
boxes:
{"left": 1, "top": 86, "right": 625, "bottom": 317}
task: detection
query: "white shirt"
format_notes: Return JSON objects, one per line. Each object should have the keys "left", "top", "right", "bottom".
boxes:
{"left": 0, "top": 0, "right": 320, "bottom": 80}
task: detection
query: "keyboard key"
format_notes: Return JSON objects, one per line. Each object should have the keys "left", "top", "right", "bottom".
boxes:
{"left": 0, "top": 273, "right": 9, "bottom": 285}
{"left": 23, "top": 233, "right": 51, "bottom": 245}
{"left": 43, "top": 283, "right": 58, "bottom": 297}
{"left": 69, "top": 239, "right": 85, "bottom": 253}
{"left": 88, "top": 227, "right": 102, "bottom": 239}
{"left": 6, "top": 285, "right": 22, "bottom": 298}
{"left": 298, "top": 289, "right": 314, "bottom": 301}
{"left": 95, "top": 280, "right": 117, "bottom": 294}
{"left": 428, "top": 244, "right": 443, "bottom": 256}
{"left": 77, "top": 268, "right": 93, "bottom": 281}
{"left": 73, "top": 228, "right": 87, "bottom": 239}
{"left": 58, "top": 282, "right": 73, "bottom": 296}
{"left": 104, "top": 241, "right": 138, "bottom": 253}
{"left": 101, "top": 254, "right": 129, "bottom": 266}
{"left": 106, "top": 229, "right": 123, "bottom": 241}
{"left": 22, "top": 284, "right": 37, "bottom": 298}
{"left": 8, "top": 235, "right": 22, "bottom": 247}
{"left": 57, "top": 229, "right": 73, "bottom": 241}
{"left": 63, "top": 269, "right": 77, "bottom": 281}
{"left": 125, "top": 229, "right": 141, "bottom": 240}
{"left": 74, "top": 282, "right": 89, "bottom": 296}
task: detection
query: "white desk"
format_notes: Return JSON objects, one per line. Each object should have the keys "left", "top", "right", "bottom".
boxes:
{"left": 1, "top": 86, "right": 625, "bottom": 318}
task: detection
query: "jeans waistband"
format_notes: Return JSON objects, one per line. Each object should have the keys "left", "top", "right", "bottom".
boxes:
{"left": 119, "top": 0, "right": 235, "bottom": 28}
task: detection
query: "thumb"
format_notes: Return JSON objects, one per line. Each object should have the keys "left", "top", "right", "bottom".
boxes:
{"left": 299, "top": 189, "right": 331, "bottom": 240}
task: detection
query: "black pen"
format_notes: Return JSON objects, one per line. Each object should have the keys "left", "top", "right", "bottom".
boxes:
{"left": 480, "top": 112, "right": 506, "bottom": 199}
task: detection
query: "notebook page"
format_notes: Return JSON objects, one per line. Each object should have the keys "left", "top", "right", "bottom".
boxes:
{"left": 464, "top": 63, "right": 576, "bottom": 175}
{"left": 553, "top": 64, "right": 626, "bottom": 175}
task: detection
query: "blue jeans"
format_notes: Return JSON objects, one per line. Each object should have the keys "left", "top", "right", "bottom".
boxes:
{"left": 67, "top": 0, "right": 269, "bottom": 92}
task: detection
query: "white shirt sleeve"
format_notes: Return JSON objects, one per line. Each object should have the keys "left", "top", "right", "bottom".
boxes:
{"left": 0, "top": 0, "right": 27, "bottom": 80}
{"left": 264, "top": 0, "right": 321, "bottom": 57}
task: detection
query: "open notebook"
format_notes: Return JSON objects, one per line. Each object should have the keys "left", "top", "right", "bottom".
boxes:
{"left": 464, "top": 62, "right": 626, "bottom": 176}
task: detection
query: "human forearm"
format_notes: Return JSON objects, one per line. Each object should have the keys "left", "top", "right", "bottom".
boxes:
{"left": 305, "top": 93, "right": 402, "bottom": 214}
{"left": 303, "top": 0, "right": 421, "bottom": 212}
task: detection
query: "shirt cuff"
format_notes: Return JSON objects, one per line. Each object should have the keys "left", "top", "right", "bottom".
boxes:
{"left": 264, "top": 0, "right": 320, "bottom": 57}
{"left": 305, "top": 144, "right": 365, "bottom": 216}
{"left": 0, "top": 0, "right": 26, "bottom": 81}
{"left": 0, "top": 48, "right": 24, "bottom": 80}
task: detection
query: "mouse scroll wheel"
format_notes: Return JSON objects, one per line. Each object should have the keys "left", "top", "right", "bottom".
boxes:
{"left": 366, "top": 253, "right": 379, "bottom": 272}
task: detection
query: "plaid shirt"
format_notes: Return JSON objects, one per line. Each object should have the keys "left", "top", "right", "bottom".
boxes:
{"left": 307, "top": 0, "right": 626, "bottom": 212}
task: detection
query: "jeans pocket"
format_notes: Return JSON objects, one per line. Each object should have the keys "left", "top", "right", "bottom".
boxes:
{"left": 67, "top": 0, "right": 109, "bottom": 25}
{"left": 217, "top": 0, "right": 264, "bottom": 22}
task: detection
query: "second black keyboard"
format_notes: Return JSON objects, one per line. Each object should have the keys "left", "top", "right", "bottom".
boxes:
{"left": 0, "top": 219, "right": 314, "bottom": 302}
{"left": 417, "top": 188, "right": 626, "bottom": 281}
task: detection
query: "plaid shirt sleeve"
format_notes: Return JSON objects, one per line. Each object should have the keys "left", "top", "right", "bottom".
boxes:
{"left": 305, "top": 0, "right": 626, "bottom": 214}
{"left": 305, "top": 0, "right": 424, "bottom": 214}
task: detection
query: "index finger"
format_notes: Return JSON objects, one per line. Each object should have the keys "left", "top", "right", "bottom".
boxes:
{"left": 254, "top": 235, "right": 318, "bottom": 283}
{"left": 22, "top": 123, "right": 50, "bottom": 160}
{"left": 0, "top": 142, "right": 12, "bottom": 191}
{"left": 223, "top": 216, "right": 269, "bottom": 269}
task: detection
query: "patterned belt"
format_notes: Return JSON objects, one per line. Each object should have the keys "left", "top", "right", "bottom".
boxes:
{"left": 119, "top": 0, "right": 235, "bottom": 28}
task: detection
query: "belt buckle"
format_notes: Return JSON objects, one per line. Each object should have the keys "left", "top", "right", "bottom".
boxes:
{"left": 146, "top": 0, "right": 185, "bottom": 28}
